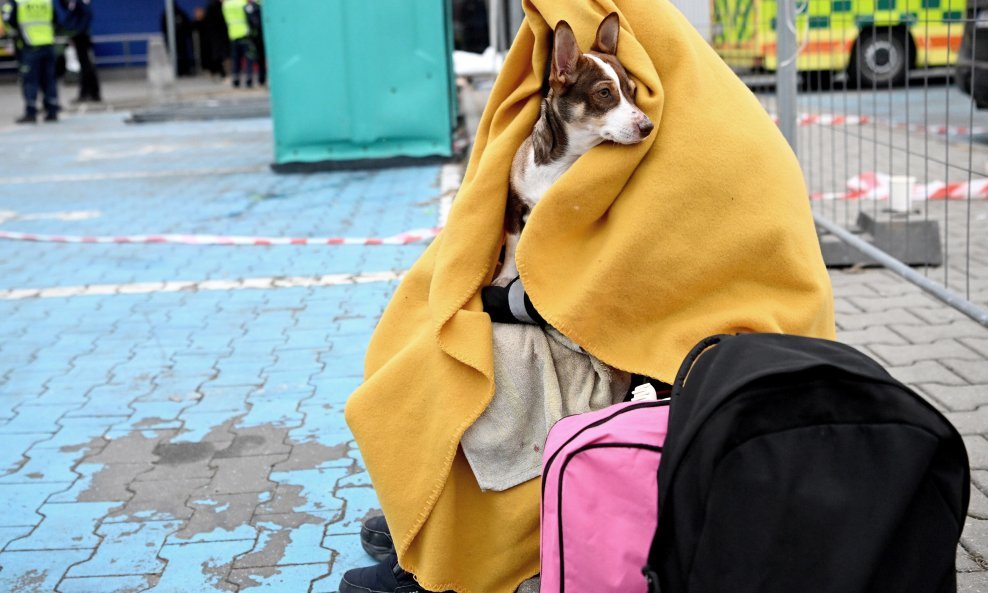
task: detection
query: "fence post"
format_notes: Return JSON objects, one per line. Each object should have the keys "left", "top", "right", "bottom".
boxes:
{"left": 164, "top": 0, "right": 178, "bottom": 76}
{"left": 776, "top": 0, "right": 798, "bottom": 154}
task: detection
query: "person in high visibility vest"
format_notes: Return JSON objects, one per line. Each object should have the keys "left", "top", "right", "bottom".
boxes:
{"left": 222, "top": 0, "right": 253, "bottom": 88}
{"left": 1, "top": 0, "right": 60, "bottom": 123}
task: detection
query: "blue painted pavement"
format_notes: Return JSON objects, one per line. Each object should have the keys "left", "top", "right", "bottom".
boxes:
{"left": 0, "top": 113, "right": 445, "bottom": 592}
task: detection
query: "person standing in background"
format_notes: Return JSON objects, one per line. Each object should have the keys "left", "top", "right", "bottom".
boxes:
{"left": 199, "top": 0, "right": 229, "bottom": 79}
{"left": 222, "top": 0, "right": 251, "bottom": 88}
{"left": 64, "top": 0, "right": 100, "bottom": 102}
{"left": 2, "top": 0, "right": 60, "bottom": 123}
{"left": 160, "top": 1, "right": 194, "bottom": 76}
{"left": 245, "top": 0, "right": 263, "bottom": 86}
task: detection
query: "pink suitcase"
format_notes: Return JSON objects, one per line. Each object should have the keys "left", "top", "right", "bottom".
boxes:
{"left": 540, "top": 399, "right": 670, "bottom": 593}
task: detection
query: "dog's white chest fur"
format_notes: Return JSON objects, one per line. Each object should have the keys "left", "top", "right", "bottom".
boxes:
{"left": 511, "top": 148, "right": 579, "bottom": 208}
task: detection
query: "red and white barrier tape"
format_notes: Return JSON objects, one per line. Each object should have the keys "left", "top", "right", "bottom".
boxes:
{"left": 0, "top": 227, "right": 443, "bottom": 246}
{"left": 771, "top": 113, "right": 871, "bottom": 126}
{"left": 811, "top": 171, "right": 988, "bottom": 201}
{"left": 772, "top": 111, "right": 988, "bottom": 136}
{"left": 894, "top": 122, "right": 988, "bottom": 137}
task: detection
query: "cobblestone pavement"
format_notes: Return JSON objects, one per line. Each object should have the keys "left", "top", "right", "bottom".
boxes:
{"left": 829, "top": 267, "right": 988, "bottom": 591}
{"left": 1, "top": 109, "right": 988, "bottom": 592}
{"left": 0, "top": 113, "right": 443, "bottom": 593}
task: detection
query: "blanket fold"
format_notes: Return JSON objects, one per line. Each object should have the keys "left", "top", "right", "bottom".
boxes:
{"left": 461, "top": 325, "right": 630, "bottom": 492}
{"left": 346, "top": 1, "right": 835, "bottom": 592}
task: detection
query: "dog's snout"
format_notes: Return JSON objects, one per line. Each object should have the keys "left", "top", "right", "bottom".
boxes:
{"left": 638, "top": 117, "right": 654, "bottom": 137}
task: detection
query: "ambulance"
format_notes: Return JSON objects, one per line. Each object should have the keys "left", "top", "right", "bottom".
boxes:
{"left": 712, "top": 0, "right": 967, "bottom": 86}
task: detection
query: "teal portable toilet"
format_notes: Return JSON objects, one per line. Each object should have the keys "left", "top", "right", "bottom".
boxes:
{"left": 263, "top": 0, "right": 457, "bottom": 170}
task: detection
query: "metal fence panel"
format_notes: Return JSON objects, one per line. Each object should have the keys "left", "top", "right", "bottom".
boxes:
{"left": 763, "top": 0, "right": 988, "bottom": 326}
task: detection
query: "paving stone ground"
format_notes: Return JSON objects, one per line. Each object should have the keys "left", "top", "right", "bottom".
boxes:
{"left": 0, "top": 106, "right": 987, "bottom": 593}
{"left": 0, "top": 112, "right": 440, "bottom": 593}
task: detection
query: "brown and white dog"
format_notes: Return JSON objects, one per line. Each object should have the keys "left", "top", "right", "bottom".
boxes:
{"left": 491, "top": 13, "right": 653, "bottom": 287}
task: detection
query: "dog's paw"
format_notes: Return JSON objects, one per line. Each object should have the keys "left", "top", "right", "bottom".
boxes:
{"left": 490, "top": 275, "right": 513, "bottom": 288}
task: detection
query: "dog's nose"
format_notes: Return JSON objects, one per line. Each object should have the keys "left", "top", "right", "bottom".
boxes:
{"left": 638, "top": 118, "right": 654, "bottom": 137}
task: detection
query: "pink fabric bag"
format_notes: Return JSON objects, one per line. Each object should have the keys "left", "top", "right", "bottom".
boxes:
{"left": 540, "top": 399, "right": 670, "bottom": 593}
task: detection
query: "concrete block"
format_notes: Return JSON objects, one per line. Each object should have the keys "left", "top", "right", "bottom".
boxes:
{"left": 219, "top": 425, "right": 292, "bottom": 457}
{"left": 50, "top": 462, "right": 150, "bottom": 503}
{"left": 227, "top": 562, "right": 332, "bottom": 593}
{"left": 0, "top": 433, "right": 53, "bottom": 475}
{"left": 836, "top": 326, "right": 909, "bottom": 347}
{"left": 0, "top": 482, "right": 72, "bottom": 527}
{"left": 917, "top": 385, "right": 988, "bottom": 412}
{"left": 7, "top": 501, "right": 115, "bottom": 550}
{"left": 967, "top": 437, "right": 988, "bottom": 470}
{"left": 313, "top": 534, "right": 376, "bottom": 593}
{"left": 849, "top": 292, "right": 942, "bottom": 313}
{"left": 869, "top": 340, "right": 984, "bottom": 367}
{"left": 836, "top": 308, "right": 925, "bottom": 331}
{"left": 0, "top": 549, "right": 92, "bottom": 593}
{"left": 104, "top": 478, "right": 210, "bottom": 523}
{"left": 945, "top": 408, "right": 988, "bottom": 436}
{"left": 68, "top": 519, "right": 180, "bottom": 576}
{"left": 236, "top": 510, "right": 338, "bottom": 568}
{"left": 325, "top": 486, "right": 380, "bottom": 536}
{"left": 58, "top": 575, "right": 157, "bottom": 593}
{"left": 153, "top": 539, "right": 255, "bottom": 593}
{"left": 886, "top": 361, "right": 969, "bottom": 387}
{"left": 893, "top": 323, "right": 988, "bottom": 344}
{"left": 204, "top": 455, "right": 284, "bottom": 495}
{"left": 0, "top": 445, "right": 87, "bottom": 484}
{"left": 167, "top": 492, "right": 261, "bottom": 543}
{"left": 942, "top": 359, "right": 988, "bottom": 384}
{"left": 261, "top": 468, "right": 349, "bottom": 515}
{"left": 963, "top": 337, "right": 988, "bottom": 359}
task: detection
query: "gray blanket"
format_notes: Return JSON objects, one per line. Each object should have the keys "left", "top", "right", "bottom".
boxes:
{"left": 461, "top": 324, "right": 630, "bottom": 492}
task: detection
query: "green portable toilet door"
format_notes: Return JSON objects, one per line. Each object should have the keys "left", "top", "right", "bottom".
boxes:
{"left": 266, "top": 0, "right": 454, "bottom": 165}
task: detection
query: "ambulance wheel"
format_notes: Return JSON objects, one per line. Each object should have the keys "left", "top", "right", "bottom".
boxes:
{"left": 851, "top": 29, "right": 909, "bottom": 88}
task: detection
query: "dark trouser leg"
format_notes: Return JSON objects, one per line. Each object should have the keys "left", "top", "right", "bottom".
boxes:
{"left": 37, "top": 45, "right": 58, "bottom": 116}
{"left": 230, "top": 38, "right": 243, "bottom": 85}
{"left": 255, "top": 38, "right": 266, "bottom": 85}
{"left": 73, "top": 34, "right": 101, "bottom": 101}
{"left": 242, "top": 39, "right": 254, "bottom": 85}
{"left": 20, "top": 47, "right": 41, "bottom": 117}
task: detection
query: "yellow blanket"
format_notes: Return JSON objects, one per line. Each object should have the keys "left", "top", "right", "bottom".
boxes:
{"left": 345, "top": 1, "right": 835, "bottom": 591}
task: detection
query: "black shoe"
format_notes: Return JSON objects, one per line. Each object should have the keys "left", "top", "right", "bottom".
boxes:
{"left": 44, "top": 112, "right": 58, "bottom": 122}
{"left": 361, "top": 515, "right": 395, "bottom": 562}
{"left": 339, "top": 553, "right": 451, "bottom": 593}
{"left": 15, "top": 113, "right": 37, "bottom": 124}
{"left": 232, "top": 79, "right": 241, "bottom": 88}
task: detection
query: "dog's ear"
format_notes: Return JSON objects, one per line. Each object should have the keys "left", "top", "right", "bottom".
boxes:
{"left": 551, "top": 20, "right": 580, "bottom": 86}
{"left": 592, "top": 12, "right": 620, "bottom": 55}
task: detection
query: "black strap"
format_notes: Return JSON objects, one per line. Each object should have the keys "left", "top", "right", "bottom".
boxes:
{"left": 480, "top": 277, "right": 547, "bottom": 327}
{"left": 670, "top": 334, "right": 729, "bottom": 400}
{"left": 642, "top": 566, "right": 661, "bottom": 593}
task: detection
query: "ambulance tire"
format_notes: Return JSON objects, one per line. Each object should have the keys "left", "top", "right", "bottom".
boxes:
{"left": 851, "top": 29, "right": 909, "bottom": 88}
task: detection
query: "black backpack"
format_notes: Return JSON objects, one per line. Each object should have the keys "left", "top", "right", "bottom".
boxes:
{"left": 644, "top": 333, "right": 970, "bottom": 593}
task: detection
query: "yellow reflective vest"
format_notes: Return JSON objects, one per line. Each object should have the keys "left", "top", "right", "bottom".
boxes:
{"left": 12, "top": 0, "right": 54, "bottom": 46}
{"left": 222, "top": 0, "right": 248, "bottom": 41}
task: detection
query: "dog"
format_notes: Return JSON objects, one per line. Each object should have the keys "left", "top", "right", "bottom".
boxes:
{"left": 491, "top": 12, "right": 653, "bottom": 287}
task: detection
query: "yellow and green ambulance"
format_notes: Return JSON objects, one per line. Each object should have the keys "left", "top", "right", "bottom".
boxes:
{"left": 712, "top": 0, "right": 967, "bottom": 85}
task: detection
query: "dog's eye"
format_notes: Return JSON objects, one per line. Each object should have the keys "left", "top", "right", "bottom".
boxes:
{"left": 598, "top": 88, "right": 611, "bottom": 98}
